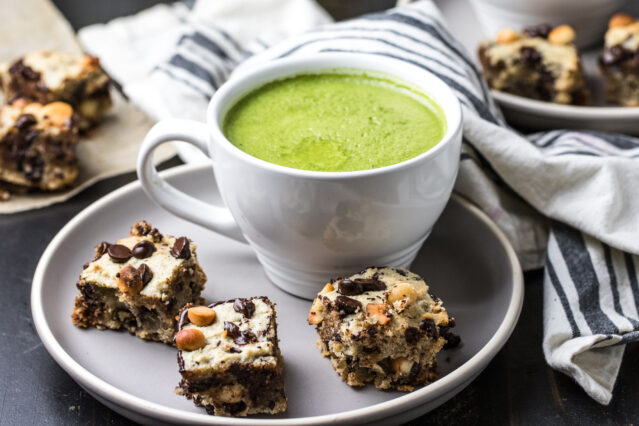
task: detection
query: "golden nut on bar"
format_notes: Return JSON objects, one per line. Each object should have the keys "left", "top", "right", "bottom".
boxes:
{"left": 548, "top": 25, "right": 576, "bottom": 45}
{"left": 307, "top": 298, "right": 324, "bottom": 325}
{"left": 609, "top": 13, "right": 635, "bottom": 28}
{"left": 117, "top": 265, "right": 143, "bottom": 295}
{"left": 390, "top": 357, "right": 414, "bottom": 374}
{"left": 41, "top": 102, "right": 73, "bottom": 126}
{"left": 366, "top": 303, "right": 391, "bottom": 325}
{"left": 387, "top": 283, "right": 417, "bottom": 306}
{"left": 496, "top": 28, "right": 520, "bottom": 44}
{"left": 176, "top": 329, "right": 206, "bottom": 351}
{"left": 320, "top": 282, "right": 334, "bottom": 294}
{"left": 187, "top": 306, "right": 216, "bottom": 326}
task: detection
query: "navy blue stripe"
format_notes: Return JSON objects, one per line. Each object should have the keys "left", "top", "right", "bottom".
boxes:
{"left": 317, "top": 48, "right": 498, "bottom": 123}
{"left": 531, "top": 131, "right": 564, "bottom": 148}
{"left": 625, "top": 253, "right": 639, "bottom": 320}
{"left": 383, "top": 10, "right": 491, "bottom": 103}
{"left": 309, "top": 25, "right": 474, "bottom": 79}
{"left": 603, "top": 244, "right": 639, "bottom": 328}
{"left": 553, "top": 223, "right": 619, "bottom": 335}
{"left": 168, "top": 54, "right": 219, "bottom": 90}
{"left": 553, "top": 149, "right": 639, "bottom": 158}
{"left": 546, "top": 258, "right": 580, "bottom": 338}
{"left": 180, "top": 32, "right": 235, "bottom": 63}
{"left": 277, "top": 34, "right": 466, "bottom": 79}
{"left": 580, "top": 131, "right": 639, "bottom": 150}
{"left": 155, "top": 65, "right": 211, "bottom": 99}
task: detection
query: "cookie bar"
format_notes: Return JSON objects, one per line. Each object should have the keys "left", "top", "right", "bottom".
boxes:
{"left": 308, "top": 267, "right": 458, "bottom": 391}
{"left": 71, "top": 221, "right": 207, "bottom": 344}
{"left": 1, "top": 51, "right": 112, "bottom": 130}
{"left": 0, "top": 99, "right": 78, "bottom": 191}
{"left": 600, "top": 14, "right": 639, "bottom": 106}
{"left": 175, "top": 297, "right": 287, "bottom": 417}
{"left": 478, "top": 24, "right": 589, "bottom": 105}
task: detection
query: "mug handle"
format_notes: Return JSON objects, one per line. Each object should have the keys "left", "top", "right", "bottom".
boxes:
{"left": 137, "top": 119, "right": 246, "bottom": 243}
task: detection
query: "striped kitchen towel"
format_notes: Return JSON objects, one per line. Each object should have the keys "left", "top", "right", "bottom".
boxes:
{"left": 78, "top": 0, "right": 639, "bottom": 405}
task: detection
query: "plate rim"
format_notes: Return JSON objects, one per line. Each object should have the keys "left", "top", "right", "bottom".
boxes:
{"left": 492, "top": 90, "right": 639, "bottom": 119}
{"left": 31, "top": 163, "right": 524, "bottom": 425}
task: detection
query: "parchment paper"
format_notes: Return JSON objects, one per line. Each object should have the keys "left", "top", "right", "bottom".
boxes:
{"left": 0, "top": 0, "right": 175, "bottom": 214}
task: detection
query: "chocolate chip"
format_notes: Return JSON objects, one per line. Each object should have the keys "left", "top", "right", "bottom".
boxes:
{"left": 523, "top": 23, "right": 552, "bottom": 39}
{"left": 234, "top": 330, "right": 257, "bottom": 345}
{"left": 334, "top": 295, "right": 362, "bottom": 318}
{"left": 131, "top": 240, "right": 156, "bottom": 259}
{"left": 227, "top": 347, "right": 242, "bottom": 353}
{"left": 138, "top": 263, "right": 153, "bottom": 285}
{"left": 15, "top": 114, "right": 36, "bottom": 130}
{"left": 338, "top": 278, "right": 386, "bottom": 296}
{"left": 171, "top": 236, "right": 191, "bottom": 259}
{"left": 419, "top": 318, "right": 439, "bottom": 338}
{"left": 94, "top": 241, "right": 111, "bottom": 259}
{"left": 338, "top": 279, "right": 363, "bottom": 295}
{"left": 520, "top": 46, "right": 542, "bottom": 67}
{"left": 359, "top": 278, "right": 386, "bottom": 292}
{"left": 601, "top": 45, "right": 630, "bottom": 66}
{"left": 394, "top": 268, "right": 407, "bottom": 277}
{"left": 405, "top": 326, "right": 423, "bottom": 344}
{"left": 224, "top": 321, "right": 241, "bottom": 339}
{"left": 223, "top": 321, "right": 256, "bottom": 345}
{"left": 224, "top": 401, "right": 247, "bottom": 415}
{"left": 107, "top": 244, "right": 132, "bottom": 263}
{"left": 233, "top": 298, "right": 255, "bottom": 318}
{"left": 440, "top": 325, "right": 461, "bottom": 349}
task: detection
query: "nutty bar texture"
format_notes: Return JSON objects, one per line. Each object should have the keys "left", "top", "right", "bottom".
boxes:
{"left": 600, "top": 14, "right": 639, "bottom": 106}
{"left": 71, "top": 221, "right": 207, "bottom": 345}
{"left": 0, "top": 51, "right": 112, "bottom": 130}
{"left": 175, "top": 297, "right": 287, "bottom": 417}
{"left": 0, "top": 99, "right": 78, "bottom": 191}
{"left": 478, "top": 24, "right": 589, "bottom": 105}
{"left": 308, "top": 267, "right": 458, "bottom": 391}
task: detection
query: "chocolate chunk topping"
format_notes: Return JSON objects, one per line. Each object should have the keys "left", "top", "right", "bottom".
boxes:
{"left": 107, "top": 244, "right": 132, "bottom": 263}
{"left": 224, "top": 401, "right": 247, "bottom": 415}
{"left": 9, "top": 59, "right": 41, "bottom": 81}
{"left": 94, "top": 241, "right": 111, "bottom": 260}
{"left": 419, "top": 318, "right": 439, "bottom": 338}
{"left": 523, "top": 23, "right": 552, "bottom": 39}
{"left": 224, "top": 321, "right": 241, "bottom": 338}
{"left": 227, "top": 347, "right": 242, "bottom": 353}
{"left": 15, "top": 114, "right": 36, "bottom": 130}
{"left": 138, "top": 263, "right": 153, "bottom": 285}
{"left": 224, "top": 321, "right": 257, "bottom": 345}
{"left": 405, "top": 326, "right": 423, "bottom": 344}
{"left": 394, "top": 268, "right": 407, "bottom": 277}
{"left": 440, "top": 326, "right": 461, "bottom": 349}
{"left": 337, "top": 279, "right": 362, "bottom": 295}
{"left": 334, "top": 295, "right": 362, "bottom": 318}
{"left": 601, "top": 45, "right": 631, "bottom": 66}
{"left": 171, "top": 236, "right": 191, "bottom": 259}
{"left": 131, "top": 240, "right": 156, "bottom": 259}
{"left": 233, "top": 298, "right": 255, "bottom": 318}
{"left": 520, "top": 46, "right": 542, "bottom": 67}
{"left": 338, "top": 278, "right": 386, "bottom": 296}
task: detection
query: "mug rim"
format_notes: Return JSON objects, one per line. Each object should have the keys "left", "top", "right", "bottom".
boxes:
{"left": 207, "top": 52, "right": 463, "bottom": 179}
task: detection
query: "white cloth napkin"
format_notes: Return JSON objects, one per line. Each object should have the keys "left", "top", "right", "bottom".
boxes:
{"left": 78, "top": 0, "right": 639, "bottom": 405}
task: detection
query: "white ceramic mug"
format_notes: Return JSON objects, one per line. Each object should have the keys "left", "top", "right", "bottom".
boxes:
{"left": 137, "top": 53, "right": 462, "bottom": 299}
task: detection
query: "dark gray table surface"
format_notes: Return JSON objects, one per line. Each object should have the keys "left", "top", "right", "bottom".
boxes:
{"left": 1, "top": 1, "right": 637, "bottom": 424}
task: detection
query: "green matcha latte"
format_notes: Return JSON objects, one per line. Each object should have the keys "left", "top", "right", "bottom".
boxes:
{"left": 222, "top": 71, "right": 446, "bottom": 172}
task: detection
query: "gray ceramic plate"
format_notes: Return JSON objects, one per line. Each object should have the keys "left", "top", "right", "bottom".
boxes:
{"left": 31, "top": 164, "right": 523, "bottom": 425}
